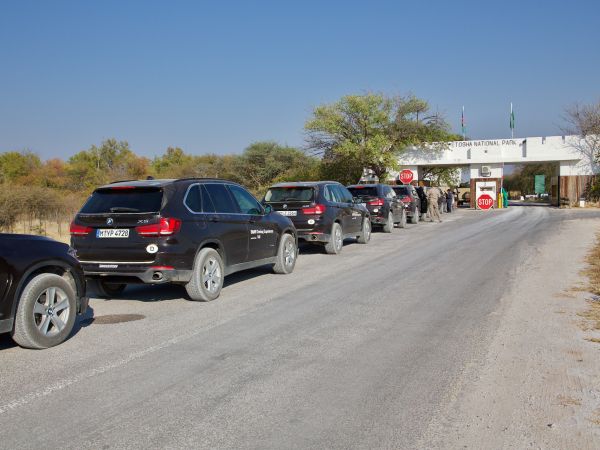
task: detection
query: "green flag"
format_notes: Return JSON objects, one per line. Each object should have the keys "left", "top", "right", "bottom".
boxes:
{"left": 510, "top": 103, "right": 515, "bottom": 130}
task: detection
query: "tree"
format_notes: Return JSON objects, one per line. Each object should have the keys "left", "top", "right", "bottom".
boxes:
{"left": 0, "top": 151, "right": 42, "bottom": 183}
{"left": 305, "top": 93, "right": 457, "bottom": 183}
{"left": 235, "top": 141, "right": 320, "bottom": 194}
{"left": 563, "top": 100, "right": 600, "bottom": 200}
{"left": 305, "top": 94, "right": 396, "bottom": 183}
{"left": 67, "top": 139, "right": 147, "bottom": 190}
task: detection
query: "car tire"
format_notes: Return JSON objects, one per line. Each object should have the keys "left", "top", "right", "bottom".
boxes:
{"left": 382, "top": 212, "right": 394, "bottom": 233}
{"left": 399, "top": 209, "right": 407, "bottom": 228}
{"left": 185, "top": 248, "right": 224, "bottom": 301}
{"left": 357, "top": 217, "right": 371, "bottom": 244}
{"left": 273, "top": 233, "right": 297, "bottom": 274}
{"left": 12, "top": 273, "right": 77, "bottom": 349}
{"left": 411, "top": 207, "right": 419, "bottom": 224}
{"left": 325, "top": 222, "right": 343, "bottom": 254}
{"left": 92, "top": 280, "right": 127, "bottom": 298}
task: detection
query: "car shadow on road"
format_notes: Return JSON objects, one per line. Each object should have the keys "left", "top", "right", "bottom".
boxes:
{"left": 91, "top": 265, "right": 281, "bottom": 303}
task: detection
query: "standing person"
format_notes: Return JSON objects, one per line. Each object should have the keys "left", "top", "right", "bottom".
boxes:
{"left": 438, "top": 188, "right": 446, "bottom": 213}
{"left": 427, "top": 186, "right": 442, "bottom": 222}
{"left": 446, "top": 189, "right": 454, "bottom": 213}
{"left": 416, "top": 186, "right": 427, "bottom": 221}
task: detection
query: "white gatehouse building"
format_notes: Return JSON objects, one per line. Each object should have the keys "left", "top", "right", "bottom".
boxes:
{"left": 389, "top": 135, "right": 597, "bottom": 207}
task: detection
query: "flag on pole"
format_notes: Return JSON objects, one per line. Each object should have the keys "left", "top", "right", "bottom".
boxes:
{"left": 461, "top": 106, "right": 466, "bottom": 139}
{"left": 510, "top": 102, "right": 515, "bottom": 138}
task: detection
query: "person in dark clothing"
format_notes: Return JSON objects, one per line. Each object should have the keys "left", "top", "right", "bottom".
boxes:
{"left": 415, "top": 186, "right": 427, "bottom": 221}
{"left": 446, "top": 189, "right": 454, "bottom": 213}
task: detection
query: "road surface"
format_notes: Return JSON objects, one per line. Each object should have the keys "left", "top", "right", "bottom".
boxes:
{"left": 0, "top": 206, "right": 598, "bottom": 449}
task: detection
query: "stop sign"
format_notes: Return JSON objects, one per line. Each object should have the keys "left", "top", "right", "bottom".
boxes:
{"left": 399, "top": 170, "right": 414, "bottom": 184}
{"left": 477, "top": 194, "right": 494, "bottom": 210}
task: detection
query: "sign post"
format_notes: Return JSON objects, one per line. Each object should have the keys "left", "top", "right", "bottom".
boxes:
{"left": 399, "top": 170, "right": 414, "bottom": 185}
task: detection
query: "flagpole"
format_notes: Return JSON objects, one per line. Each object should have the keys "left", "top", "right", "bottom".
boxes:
{"left": 461, "top": 105, "right": 465, "bottom": 140}
{"left": 510, "top": 102, "right": 514, "bottom": 139}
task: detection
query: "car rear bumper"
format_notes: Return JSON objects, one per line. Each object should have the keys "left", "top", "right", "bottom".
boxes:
{"left": 82, "top": 263, "right": 193, "bottom": 284}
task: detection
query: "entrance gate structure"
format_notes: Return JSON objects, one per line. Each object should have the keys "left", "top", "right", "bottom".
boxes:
{"left": 391, "top": 135, "right": 598, "bottom": 208}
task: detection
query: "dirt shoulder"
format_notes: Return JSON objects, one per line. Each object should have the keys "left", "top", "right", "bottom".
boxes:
{"left": 423, "top": 214, "right": 600, "bottom": 449}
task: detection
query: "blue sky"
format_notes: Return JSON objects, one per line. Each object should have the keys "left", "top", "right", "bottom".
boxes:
{"left": 1, "top": 0, "right": 599, "bottom": 160}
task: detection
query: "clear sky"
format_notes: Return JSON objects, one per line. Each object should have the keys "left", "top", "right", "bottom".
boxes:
{"left": 1, "top": 0, "right": 599, "bottom": 160}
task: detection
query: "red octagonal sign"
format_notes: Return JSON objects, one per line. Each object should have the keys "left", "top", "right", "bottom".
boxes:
{"left": 477, "top": 194, "right": 494, "bottom": 210}
{"left": 399, "top": 170, "right": 414, "bottom": 184}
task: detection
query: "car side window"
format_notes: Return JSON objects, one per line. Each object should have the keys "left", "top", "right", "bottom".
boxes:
{"left": 204, "top": 183, "right": 239, "bottom": 213}
{"left": 228, "top": 185, "right": 263, "bottom": 215}
{"left": 184, "top": 184, "right": 202, "bottom": 213}
{"left": 335, "top": 185, "right": 353, "bottom": 203}
{"left": 324, "top": 185, "right": 336, "bottom": 203}
{"left": 384, "top": 186, "right": 396, "bottom": 198}
{"left": 201, "top": 185, "right": 216, "bottom": 213}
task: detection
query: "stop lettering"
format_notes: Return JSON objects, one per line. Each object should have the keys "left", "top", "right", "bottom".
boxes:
{"left": 399, "top": 170, "right": 413, "bottom": 184}
{"left": 477, "top": 194, "right": 494, "bottom": 210}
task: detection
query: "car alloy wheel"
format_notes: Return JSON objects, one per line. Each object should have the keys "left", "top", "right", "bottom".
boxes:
{"left": 33, "top": 286, "right": 71, "bottom": 337}
{"left": 284, "top": 239, "right": 296, "bottom": 268}
{"left": 334, "top": 226, "right": 343, "bottom": 251}
{"left": 202, "top": 256, "right": 222, "bottom": 294}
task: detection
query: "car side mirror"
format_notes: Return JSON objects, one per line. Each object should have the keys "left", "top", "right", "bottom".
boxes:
{"left": 263, "top": 204, "right": 272, "bottom": 214}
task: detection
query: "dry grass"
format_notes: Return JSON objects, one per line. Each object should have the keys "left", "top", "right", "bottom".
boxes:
{"left": 584, "top": 234, "right": 600, "bottom": 296}
{"left": 589, "top": 409, "right": 600, "bottom": 426}
{"left": 556, "top": 394, "right": 582, "bottom": 407}
{"left": 577, "top": 234, "right": 600, "bottom": 337}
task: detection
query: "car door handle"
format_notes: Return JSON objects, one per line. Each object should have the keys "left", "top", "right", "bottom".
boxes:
{"left": 248, "top": 219, "right": 256, "bottom": 224}
{"left": 209, "top": 216, "right": 220, "bottom": 223}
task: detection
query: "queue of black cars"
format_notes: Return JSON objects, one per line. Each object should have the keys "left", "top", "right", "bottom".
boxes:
{"left": 1, "top": 178, "right": 425, "bottom": 348}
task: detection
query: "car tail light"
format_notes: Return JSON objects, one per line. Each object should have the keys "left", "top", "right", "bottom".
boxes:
{"left": 302, "top": 204, "right": 326, "bottom": 215}
{"left": 70, "top": 222, "right": 92, "bottom": 236}
{"left": 136, "top": 218, "right": 182, "bottom": 236}
{"left": 368, "top": 198, "right": 385, "bottom": 206}
{"left": 400, "top": 196, "right": 411, "bottom": 203}
{"left": 110, "top": 186, "right": 136, "bottom": 190}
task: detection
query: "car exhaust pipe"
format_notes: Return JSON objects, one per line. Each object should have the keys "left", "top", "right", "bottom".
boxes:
{"left": 152, "top": 271, "right": 163, "bottom": 281}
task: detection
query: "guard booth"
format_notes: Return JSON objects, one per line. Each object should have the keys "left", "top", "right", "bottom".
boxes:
{"left": 475, "top": 181, "right": 497, "bottom": 209}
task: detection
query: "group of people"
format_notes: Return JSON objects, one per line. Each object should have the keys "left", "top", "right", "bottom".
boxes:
{"left": 414, "top": 186, "right": 456, "bottom": 223}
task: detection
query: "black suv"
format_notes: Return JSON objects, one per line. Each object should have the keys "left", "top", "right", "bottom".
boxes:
{"left": 70, "top": 179, "right": 298, "bottom": 302}
{"left": 347, "top": 184, "right": 406, "bottom": 232}
{"left": 0, "top": 234, "right": 88, "bottom": 349}
{"left": 392, "top": 184, "right": 420, "bottom": 224}
{"left": 262, "top": 181, "right": 370, "bottom": 254}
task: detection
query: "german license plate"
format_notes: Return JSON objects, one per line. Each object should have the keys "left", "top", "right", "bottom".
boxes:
{"left": 96, "top": 229, "right": 130, "bottom": 238}
{"left": 277, "top": 210, "right": 297, "bottom": 216}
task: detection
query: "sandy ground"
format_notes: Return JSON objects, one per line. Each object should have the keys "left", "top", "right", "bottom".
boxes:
{"left": 423, "top": 214, "right": 600, "bottom": 449}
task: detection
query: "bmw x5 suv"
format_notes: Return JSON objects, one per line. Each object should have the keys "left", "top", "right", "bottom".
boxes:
{"left": 347, "top": 184, "right": 406, "bottom": 232}
{"left": 262, "top": 181, "right": 371, "bottom": 254}
{"left": 70, "top": 179, "right": 298, "bottom": 302}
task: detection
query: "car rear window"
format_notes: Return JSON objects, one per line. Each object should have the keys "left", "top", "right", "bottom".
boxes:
{"left": 265, "top": 187, "right": 315, "bottom": 202}
{"left": 348, "top": 186, "right": 378, "bottom": 198}
{"left": 80, "top": 187, "right": 163, "bottom": 214}
{"left": 393, "top": 186, "right": 410, "bottom": 196}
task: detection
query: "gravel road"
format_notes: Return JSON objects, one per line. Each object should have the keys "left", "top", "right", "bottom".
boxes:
{"left": 0, "top": 206, "right": 598, "bottom": 449}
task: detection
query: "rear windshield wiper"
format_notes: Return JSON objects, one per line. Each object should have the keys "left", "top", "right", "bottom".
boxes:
{"left": 109, "top": 207, "right": 140, "bottom": 213}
